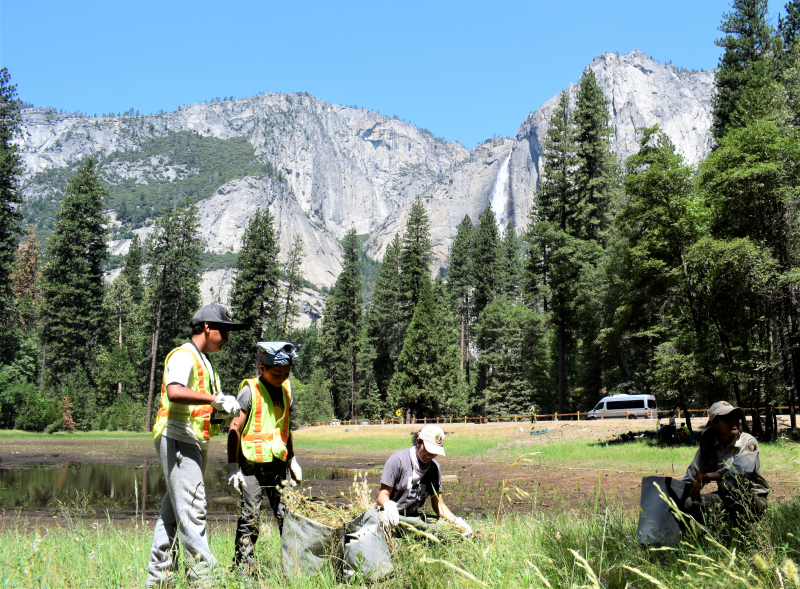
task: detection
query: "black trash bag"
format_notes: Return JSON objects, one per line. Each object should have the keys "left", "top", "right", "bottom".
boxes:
{"left": 342, "top": 507, "right": 394, "bottom": 582}
{"left": 281, "top": 508, "right": 343, "bottom": 578}
{"left": 637, "top": 476, "right": 691, "bottom": 547}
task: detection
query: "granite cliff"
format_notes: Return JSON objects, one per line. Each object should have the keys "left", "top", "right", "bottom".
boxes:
{"left": 16, "top": 50, "right": 714, "bottom": 321}
{"left": 365, "top": 50, "right": 715, "bottom": 270}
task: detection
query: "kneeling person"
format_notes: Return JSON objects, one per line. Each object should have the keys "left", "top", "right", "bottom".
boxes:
{"left": 225, "top": 342, "right": 303, "bottom": 569}
{"left": 377, "top": 425, "right": 472, "bottom": 535}
{"left": 683, "top": 401, "right": 769, "bottom": 524}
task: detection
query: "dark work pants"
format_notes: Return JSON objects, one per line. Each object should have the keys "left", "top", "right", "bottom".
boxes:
{"left": 234, "top": 458, "right": 288, "bottom": 568}
{"left": 683, "top": 490, "right": 768, "bottom": 526}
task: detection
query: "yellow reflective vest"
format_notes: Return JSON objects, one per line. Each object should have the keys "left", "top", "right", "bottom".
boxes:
{"left": 239, "top": 377, "right": 291, "bottom": 463}
{"left": 152, "top": 343, "right": 221, "bottom": 440}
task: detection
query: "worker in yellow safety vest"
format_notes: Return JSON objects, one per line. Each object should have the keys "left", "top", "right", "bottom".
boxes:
{"left": 225, "top": 341, "right": 302, "bottom": 570}
{"left": 146, "top": 304, "right": 246, "bottom": 588}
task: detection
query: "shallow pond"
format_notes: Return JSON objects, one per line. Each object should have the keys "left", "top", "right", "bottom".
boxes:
{"left": 0, "top": 462, "right": 379, "bottom": 518}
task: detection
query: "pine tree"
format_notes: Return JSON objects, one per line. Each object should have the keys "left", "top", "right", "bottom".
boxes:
{"left": 525, "top": 92, "right": 580, "bottom": 413}
{"left": 712, "top": 0, "right": 776, "bottom": 140}
{"left": 11, "top": 226, "right": 41, "bottom": 329}
{"left": 573, "top": 69, "right": 615, "bottom": 242}
{"left": 472, "top": 206, "right": 501, "bottom": 319}
{"left": 281, "top": 235, "right": 305, "bottom": 335}
{"left": 355, "top": 323, "right": 382, "bottom": 419}
{"left": 328, "top": 228, "right": 363, "bottom": 418}
{"left": 399, "top": 198, "right": 432, "bottom": 318}
{"left": 97, "top": 275, "right": 136, "bottom": 405}
{"left": 498, "top": 222, "right": 521, "bottom": 299}
{"left": 447, "top": 215, "right": 474, "bottom": 375}
{"left": 40, "top": 157, "right": 109, "bottom": 387}
{"left": 536, "top": 91, "right": 577, "bottom": 233}
{"left": 143, "top": 198, "right": 203, "bottom": 430}
{"left": 388, "top": 278, "right": 467, "bottom": 418}
{"left": 368, "top": 234, "right": 403, "bottom": 401}
{"left": 0, "top": 68, "right": 22, "bottom": 360}
{"left": 476, "top": 298, "right": 545, "bottom": 415}
{"left": 293, "top": 368, "right": 334, "bottom": 424}
{"left": 222, "top": 208, "right": 281, "bottom": 394}
{"left": 121, "top": 234, "right": 145, "bottom": 306}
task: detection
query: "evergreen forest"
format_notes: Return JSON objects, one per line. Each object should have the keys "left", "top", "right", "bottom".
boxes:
{"left": 2, "top": 0, "right": 799, "bottom": 441}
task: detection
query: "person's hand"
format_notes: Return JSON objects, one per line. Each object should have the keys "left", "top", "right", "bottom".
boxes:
{"left": 212, "top": 394, "right": 240, "bottom": 419}
{"left": 223, "top": 462, "right": 247, "bottom": 494}
{"left": 381, "top": 500, "right": 400, "bottom": 527}
{"left": 454, "top": 516, "right": 473, "bottom": 536}
{"left": 690, "top": 477, "right": 703, "bottom": 501}
{"left": 289, "top": 457, "right": 302, "bottom": 486}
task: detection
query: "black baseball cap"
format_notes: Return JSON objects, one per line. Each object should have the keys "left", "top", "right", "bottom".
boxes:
{"left": 190, "top": 304, "right": 247, "bottom": 330}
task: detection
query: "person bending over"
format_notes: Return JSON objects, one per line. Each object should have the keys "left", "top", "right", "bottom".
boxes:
{"left": 225, "top": 342, "right": 303, "bottom": 571}
{"left": 377, "top": 425, "right": 472, "bottom": 535}
{"left": 683, "top": 401, "right": 769, "bottom": 524}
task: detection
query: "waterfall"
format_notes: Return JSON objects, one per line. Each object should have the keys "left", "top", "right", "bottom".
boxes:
{"left": 490, "top": 152, "right": 512, "bottom": 229}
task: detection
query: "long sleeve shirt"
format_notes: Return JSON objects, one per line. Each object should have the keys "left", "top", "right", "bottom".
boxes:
{"left": 683, "top": 431, "right": 769, "bottom": 495}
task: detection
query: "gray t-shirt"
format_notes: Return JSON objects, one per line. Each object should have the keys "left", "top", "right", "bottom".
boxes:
{"left": 380, "top": 447, "right": 442, "bottom": 515}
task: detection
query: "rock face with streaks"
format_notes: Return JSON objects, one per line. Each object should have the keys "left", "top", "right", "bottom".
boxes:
{"left": 17, "top": 50, "right": 714, "bottom": 314}
{"left": 366, "top": 51, "right": 714, "bottom": 270}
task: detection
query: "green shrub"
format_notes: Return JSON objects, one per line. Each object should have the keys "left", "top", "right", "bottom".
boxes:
{"left": 13, "top": 387, "right": 61, "bottom": 432}
{"left": 95, "top": 397, "right": 146, "bottom": 431}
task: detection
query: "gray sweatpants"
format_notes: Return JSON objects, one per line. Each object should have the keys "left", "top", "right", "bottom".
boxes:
{"left": 147, "top": 435, "right": 216, "bottom": 587}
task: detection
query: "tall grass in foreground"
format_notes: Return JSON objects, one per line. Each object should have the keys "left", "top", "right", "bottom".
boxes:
{"left": 1, "top": 495, "right": 798, "bottom": 588}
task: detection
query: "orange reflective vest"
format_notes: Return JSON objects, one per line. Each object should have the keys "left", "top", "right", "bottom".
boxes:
{"left": 152, "top": 344, "right": 221, "bottom": 440}
{"left": 239, "top": 377, "right": 292, "bottom": 463}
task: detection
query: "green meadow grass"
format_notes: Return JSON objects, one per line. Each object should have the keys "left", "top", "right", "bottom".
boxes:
{"left": 2, "top": 495, "right": 798, "bottom": 588}
{"left": 0, "top": 429, "right": 151, "bottom": 440}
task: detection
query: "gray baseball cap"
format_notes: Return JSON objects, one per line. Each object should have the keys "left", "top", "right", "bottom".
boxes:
{"left": 191, "top": 303, "right": 247, "bottom": 330}
{"left": 709, "top": 401, "right": 745, "bottom": 423}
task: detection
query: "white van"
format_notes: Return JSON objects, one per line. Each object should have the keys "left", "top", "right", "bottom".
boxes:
{"left": 586, "top": 394, "right": 657, "bottom": 419}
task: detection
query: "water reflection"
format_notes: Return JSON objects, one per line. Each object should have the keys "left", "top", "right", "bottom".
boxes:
{"left": 0, "top": 463, "right": 379, "bottom": 517}
{"left": 302, "top": 466, "right": 381, "bottom": 481}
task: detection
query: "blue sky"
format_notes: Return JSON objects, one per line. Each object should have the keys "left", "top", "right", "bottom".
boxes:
{"left": 0, "top": 1, "right": 785, "bottom": 149}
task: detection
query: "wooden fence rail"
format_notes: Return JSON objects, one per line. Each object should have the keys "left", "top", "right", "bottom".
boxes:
{"left": 313, "top": 406, "right": 800, "bottom": 427}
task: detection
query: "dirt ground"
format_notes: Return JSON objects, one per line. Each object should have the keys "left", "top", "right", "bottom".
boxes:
{"left": 1, "top": 417, "right": 797, "bottom": 525}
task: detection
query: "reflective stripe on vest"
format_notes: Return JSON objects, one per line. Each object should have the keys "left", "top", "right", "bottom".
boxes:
{"left": 152, "top": 344, "right": 220, "bottom": 440}
{"left": 239, "top": 378, "right": 291, "bottom": 463}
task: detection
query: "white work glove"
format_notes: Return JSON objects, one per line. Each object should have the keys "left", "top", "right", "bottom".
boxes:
{"left": 289, "top": 457, "right": 302, "bottom": 486}
{"left": 381, "top": 500, "right": 400, "bottom": 527}
{"left": 223, "top": 462, "right": 247, "bottom": 495}
{"left": 454, "top": 516, "right": 473, "bottom": 536}
{"left": 212, "top": 393, "right": 240, "bottom": 419}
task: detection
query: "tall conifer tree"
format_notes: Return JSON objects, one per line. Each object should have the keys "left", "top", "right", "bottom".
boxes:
{"left": 223, "top": 208, "right": 281, "bottom": 393}
{"left": 447, "top": 215, "right": 474, "bottom": 375}
{"left": 40, "top": 157, "right": 109, "bottom": 387}
{"left": 526, "top": 92, "right": 579, "bottom": 413}
{"left": 11, "top": 227, "right": 41, "bottom": 330}
{"left": 368, "top": 234, "right": 404, "bottom": 400}
{"left": 0, "top": 68, "right": 22, "bottom": 361}
{"left": 328, "top": 228, "right": 363, "bottom": 418}
{"left": 399, "top": 198, "right": 432, "bottom": 319}
{"left": 281, "top": 235, "right": 305, "bottom": 335}
{"left": 573, "top": 69, "right": 614, "bottom": 242}
{"left": 121, "top": 234, "right": 145, "bottom": 307}
{"left": 388, "top": 278, "right": 467, "bottom": 417}
{"left": 472, "top": 206, "right": 501, "bottom": 319}
{"left": 712, "top": 0, "right": 776, "bottom": 139}
{"left": 143, "top": 198, "right": 202, "bottom": 430}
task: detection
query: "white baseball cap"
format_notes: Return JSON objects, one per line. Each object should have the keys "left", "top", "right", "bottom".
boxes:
{"left": 418, "top": 425, "right": 446, "bottom": 456}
